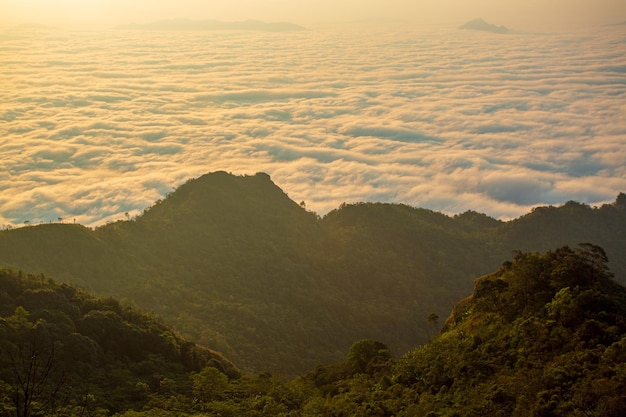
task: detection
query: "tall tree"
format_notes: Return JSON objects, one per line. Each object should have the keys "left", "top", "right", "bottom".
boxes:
{"left": 1, "top": 307, "right": 65, "bottom": 417}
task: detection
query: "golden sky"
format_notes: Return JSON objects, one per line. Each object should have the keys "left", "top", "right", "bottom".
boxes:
{"left": 1, "top": 0, "right": 625, "bottom": 30}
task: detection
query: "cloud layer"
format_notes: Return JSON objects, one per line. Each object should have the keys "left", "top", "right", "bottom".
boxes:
{"left": 1, "top": 24, "right": 625, "bottom": 227}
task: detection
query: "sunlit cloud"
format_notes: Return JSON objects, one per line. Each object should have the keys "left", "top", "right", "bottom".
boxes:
{"left": 0, "top": 24, "right": 625, "bottom": 227}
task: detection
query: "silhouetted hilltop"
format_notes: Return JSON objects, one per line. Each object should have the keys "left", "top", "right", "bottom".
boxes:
{"left": 460, "top": 18, "right": 509, "bottom": 33}
{"left": 117, "top": 19, "right": 308, "bottom": 32}
{"left": 0, "top": 172, "right": 624, "bottom": 375}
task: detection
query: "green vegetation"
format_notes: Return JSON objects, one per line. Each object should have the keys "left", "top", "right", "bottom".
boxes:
{"left": 0, "top": 172, "right": 624, "bottom": 375}
{"left": 2, "top": 245, "right": 625, "bottom": 416}
{"left": 391, "top": 244, "right": 626, "bottom": 416}
{"left": 0, "top": 269, "right": 238, "bottom": 416}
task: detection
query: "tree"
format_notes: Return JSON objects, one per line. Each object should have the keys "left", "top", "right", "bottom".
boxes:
{"left": 615, "top": 192, "right": 626, "bottom": 209}
{"left": 346, "top": 339, "right": 391, "bottom": 375}
{"left": 1, "top": 308, "right": 66, "bottom": 417}
{"left": 191, "top": 366, "right": 229, "bottom": 403}
{"left": 426, "top": 313, "right": 440, "bottom": 338}
{"left": 427, "top": 313, "right": 439, "bottom": 325}
{"left": 8, "top": 340, "right": 65, "bottom": 417}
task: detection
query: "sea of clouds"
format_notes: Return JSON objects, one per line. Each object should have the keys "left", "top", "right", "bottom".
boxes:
{"left": 1, "top": 24, "right": 625, "bottom": 227}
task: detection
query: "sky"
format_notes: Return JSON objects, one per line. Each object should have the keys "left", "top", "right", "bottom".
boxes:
{"left": 1, "top": 0, "right": 625, "bottom": 31}
{"left": 1, "top": 2, "right": 625, "bottom": 228}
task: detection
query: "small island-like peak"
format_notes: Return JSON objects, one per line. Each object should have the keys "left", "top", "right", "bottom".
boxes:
{"left": 459, "top": 18, "right": 509, "bottom": 34}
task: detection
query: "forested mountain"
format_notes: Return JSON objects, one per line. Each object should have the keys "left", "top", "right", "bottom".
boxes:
{"left": 2, "top": 246, "right": 624, "bottom": 416}
{"left": 0, "top": 171, "right": 624, "bottom": 375}
{"left": 290, "top": 245, "right": 626, "bottom": 416}
{"left": 0, "top": 268, "right": 238, "bottom": 416}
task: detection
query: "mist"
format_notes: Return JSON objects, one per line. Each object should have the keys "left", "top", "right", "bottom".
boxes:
{"left": 1, "top": 11, "right": 625, "bottom": 227}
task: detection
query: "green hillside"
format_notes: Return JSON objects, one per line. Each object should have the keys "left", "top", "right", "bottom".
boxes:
{"left": 0, "top": 171, "right": 624, "bottom": 375}
{"left": 3, "top": 245, "right": 623, "bottom": 416}
{"left": 0, "top": 269, "right": 238, "bottom": 416}
{"left": 290, "top": 245, "right": 626, "bottom": 416}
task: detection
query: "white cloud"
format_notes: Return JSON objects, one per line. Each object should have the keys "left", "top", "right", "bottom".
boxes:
{"left": 1, "top": 25, "right": 625, "bottom": 227}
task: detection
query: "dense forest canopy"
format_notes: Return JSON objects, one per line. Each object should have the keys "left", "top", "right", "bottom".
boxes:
{"left": 303, "top": 245, "right": 626, "bottom": 417}
{"left": 0, "top": 268, "right": 238, "bottom": 416}
{"left": 1, "top": 245, "right": 625, "bottom": 416}
{"left": 0, "top": 172, "right": 624, "bottom": 375}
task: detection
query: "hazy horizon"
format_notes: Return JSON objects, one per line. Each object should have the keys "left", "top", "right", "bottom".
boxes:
{"left": 1, "top": 0, "right": 625, "bottom": 31}
{"left": 1, "top": 1, "right": 625, "bottom": 228}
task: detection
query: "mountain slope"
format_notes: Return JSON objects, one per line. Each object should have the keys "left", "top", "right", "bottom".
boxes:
{"left": 0, "top": 172, "right": 623, "bottom": 375}
{"left": 0, "top": 269, "right": 239, "bottom": 416}
{"left": 4, "top": 246, "right": 624, "bottom": 416}
{"left": 91, "top": 172, "right": 331, "bottom": 373}
{"left": 395, "top": 244, "right": 626, "bottom": 415}
{"left": 298, "top": 245, "right": 626, "bottom": 416}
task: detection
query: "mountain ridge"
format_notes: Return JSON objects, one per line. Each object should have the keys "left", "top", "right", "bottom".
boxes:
{"left": 0, "top": 171, "right": 624, "bottom": 374}
{"left": 117, "top": 19, "right": 308, "bottom": 32}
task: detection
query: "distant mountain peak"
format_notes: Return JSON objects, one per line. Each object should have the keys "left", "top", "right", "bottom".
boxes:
{"left": 117, "top": 19, "right": 308, "bottom": 32}
{"left": 459, "top": 18, "right": 509, "bottom": 34}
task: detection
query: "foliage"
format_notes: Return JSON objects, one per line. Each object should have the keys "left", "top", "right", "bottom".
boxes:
{"left": 0, "top": 269, "right": 237, "bottom": 416}
{"left": 390, "top": 245, "right": 626, "bottom": 416}
{"left": 1, "top": 245, "right": 626, "bottom": 415}
{"left": 0, "top": 172, "right": 623, "bottom": 375}
{"left": 346, "top": 339, "right": 392, "bottom": 375}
